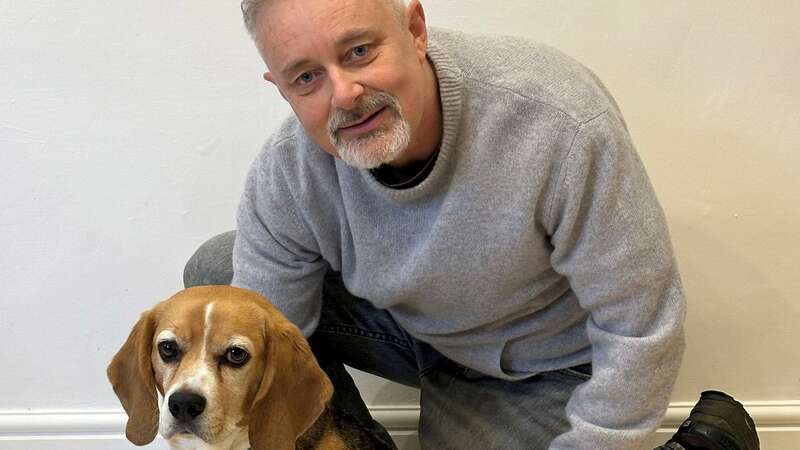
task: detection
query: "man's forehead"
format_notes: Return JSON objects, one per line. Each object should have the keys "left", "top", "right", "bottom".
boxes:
{"left": 257, "top": 0, "right": 398, "bottom": 66}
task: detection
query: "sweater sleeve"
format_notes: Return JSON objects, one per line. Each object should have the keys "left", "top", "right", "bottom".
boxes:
{"left": 231, "top": 146, "right": 329, "bottom": 337}
{"left": 545, "top": 110, "right": 686, "bottom": 449}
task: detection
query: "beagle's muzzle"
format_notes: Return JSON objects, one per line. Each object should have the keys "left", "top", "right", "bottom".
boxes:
{"left": 107, "top": 286, "right": 346, "bottom": 450}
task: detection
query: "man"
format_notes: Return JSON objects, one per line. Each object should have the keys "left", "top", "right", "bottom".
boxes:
{"left": 184, "top": 0, "right": 759, "bottom": 448}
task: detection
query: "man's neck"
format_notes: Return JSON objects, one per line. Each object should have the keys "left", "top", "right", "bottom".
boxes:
{"left": 387, "top": 57, "right": 442, "bottom": 168}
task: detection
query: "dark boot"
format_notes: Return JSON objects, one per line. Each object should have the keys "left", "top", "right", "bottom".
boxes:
{"left": 667, "top": 390, "right": 759, "bottom": 450}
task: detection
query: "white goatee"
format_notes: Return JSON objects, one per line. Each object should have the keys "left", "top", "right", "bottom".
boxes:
{"left": 327, "top": 90, "right": 411, "bottom": 169}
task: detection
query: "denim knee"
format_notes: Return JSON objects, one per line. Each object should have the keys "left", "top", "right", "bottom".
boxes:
{"left": 183, "top": 230, "right": 237, "bottom": 288}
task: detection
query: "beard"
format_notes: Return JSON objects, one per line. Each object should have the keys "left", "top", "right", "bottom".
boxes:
{"left": 327, "top": 90, "right": 411, "bottom": 169}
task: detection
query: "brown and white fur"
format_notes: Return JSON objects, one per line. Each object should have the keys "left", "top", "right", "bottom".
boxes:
{"left": 107, "top": 285, "right": 368, "bottom": 450}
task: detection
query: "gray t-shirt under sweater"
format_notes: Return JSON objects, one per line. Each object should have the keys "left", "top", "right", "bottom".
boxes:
{"left": 233, "top": 28, "right": 686, "bottom": 450}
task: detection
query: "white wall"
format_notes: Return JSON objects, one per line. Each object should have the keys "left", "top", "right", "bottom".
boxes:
{"left": 1, "top": 1, "right": 798, "bottom": 448}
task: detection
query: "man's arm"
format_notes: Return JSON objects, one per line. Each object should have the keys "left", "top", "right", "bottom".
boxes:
{"left": 545, "top": 109, "right": 686, "bottom": 449}
{"left": 232, "top": 147, "right": 329, "bottom": 337}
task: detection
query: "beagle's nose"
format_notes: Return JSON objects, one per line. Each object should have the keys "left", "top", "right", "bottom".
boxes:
{"left": 168, "top": 391, "right": 206, "bottom": 422}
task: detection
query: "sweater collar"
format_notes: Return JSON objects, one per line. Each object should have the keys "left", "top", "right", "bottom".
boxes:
{"left": 359, "top": 33, "right": 464, "bottom": 203}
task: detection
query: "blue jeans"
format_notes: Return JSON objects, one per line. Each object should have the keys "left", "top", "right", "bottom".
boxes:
{"left": 184, "top": 231, "right": 677, "bottom": 450}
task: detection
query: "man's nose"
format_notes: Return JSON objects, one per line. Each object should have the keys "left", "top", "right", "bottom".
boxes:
{"left": 329, "top": 69, "right": 364, "bottom": 111}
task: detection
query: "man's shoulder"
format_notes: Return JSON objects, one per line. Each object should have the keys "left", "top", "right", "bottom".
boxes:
{"left": 430, "top": 27, "right": 617, "bottom": 123}
{"left": 260, "top": 114, "right": 305, "bottom": 155}
{"left": 246, "top": 114, "right": 335, "bottom": 194}
{"left": 253, "top": 115, "right": 329, "bottom": 171}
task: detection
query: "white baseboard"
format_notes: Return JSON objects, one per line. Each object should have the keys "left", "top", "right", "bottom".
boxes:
{"left": 1, "top": 402, "right": 798, "bottom": 449}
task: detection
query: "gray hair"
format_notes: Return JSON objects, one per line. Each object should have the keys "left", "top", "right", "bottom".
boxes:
{"left": 241, "top": 0, "right": 406, "bottom": 43}
{"left": 240, "top": 0, "right": 266, "bottom": 41}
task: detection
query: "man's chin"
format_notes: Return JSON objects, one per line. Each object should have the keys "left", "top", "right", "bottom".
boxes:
{"left": 335, "top": 139, "right": 405, "bottom": 169}
{"left": 330, "top": 123, "right": 410, "bottom": 169}
{"left": 340, "top": 151, "right": 397, "bottom": 169}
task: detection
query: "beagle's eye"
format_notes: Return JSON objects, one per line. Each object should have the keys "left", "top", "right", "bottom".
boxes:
{"left": 158, "top": 340, "right": 180, "bottom": 362}
{"left": 225, "top": 346, "right": 250, "bottom": 367}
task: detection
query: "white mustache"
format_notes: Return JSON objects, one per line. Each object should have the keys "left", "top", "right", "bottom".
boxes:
{"left": 327, "top": 91, "right": 399, "bottom": 139}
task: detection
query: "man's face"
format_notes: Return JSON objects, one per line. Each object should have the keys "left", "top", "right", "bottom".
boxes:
{"left": 255, "top": 0, "right": 431, "bottom": 168}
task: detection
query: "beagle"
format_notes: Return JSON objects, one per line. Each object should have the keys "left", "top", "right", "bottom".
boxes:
{"left": 107, "top": 285, "right": 382, "bottom": 450}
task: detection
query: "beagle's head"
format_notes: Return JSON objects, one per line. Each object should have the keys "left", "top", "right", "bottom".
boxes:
{"left": 107, "top": 286, "right": 333, "bottom": 450}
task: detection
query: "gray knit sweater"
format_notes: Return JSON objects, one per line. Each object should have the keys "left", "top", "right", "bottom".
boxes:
{"left": 233, "top": 28, "right": 685, "bottom": 449}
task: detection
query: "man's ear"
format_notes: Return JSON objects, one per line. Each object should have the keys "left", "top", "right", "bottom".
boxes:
{"left": 107, "top": 310, "right": 159, "bottom": 446}
{"left": 405, "top": 0, "right": 428, "bottom": 62}
{"left": 263, "top": 72, "right": 288, "bottom": 100}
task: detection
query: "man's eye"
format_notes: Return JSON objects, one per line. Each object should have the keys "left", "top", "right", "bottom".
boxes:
{"left": 351, "top": 45, "right": 369, "bottom": 59}
{"left": 158, "top": 340, "right": 180, "bottom": 362}
{"left": 296, "top": 72, "right": 316, "bottom": 86}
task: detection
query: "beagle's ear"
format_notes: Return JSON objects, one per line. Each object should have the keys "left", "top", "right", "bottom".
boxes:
{"left": 248, "top": 315, "right": 333, "bottom": 450}
{"left": 107, "top": 309, "right": 159, "bottom": 445}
